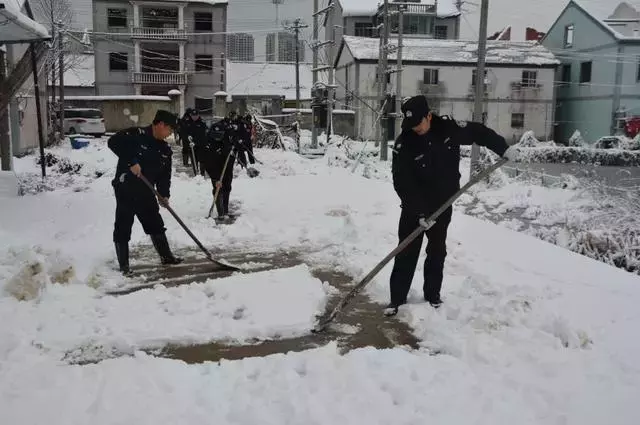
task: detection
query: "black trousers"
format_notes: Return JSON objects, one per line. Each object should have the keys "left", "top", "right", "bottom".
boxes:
{"left": 203, "top": 152, "right": 234, "bottom": 217}
{"left": 389, "top": 206, "right": 452, "bottom": 305}
{"left": 113, "top": 182, "right": 166, "bottom": 243}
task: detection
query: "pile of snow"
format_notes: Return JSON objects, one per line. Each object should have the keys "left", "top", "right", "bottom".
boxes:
{"left": 1, "top": 247, "right": 76, "bottom": 301}
{"left": 13, "top": 140, "right": 112, "bottom": 195}
{"left": 0, "top": 265, "right": 328, "bottom": 362}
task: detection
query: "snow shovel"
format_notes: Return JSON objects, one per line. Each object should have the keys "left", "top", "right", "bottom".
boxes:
{"left": 188, "top": 136, "right": 198, "bottom": 176}
{"left": 138, "top": 174, "right": 241, "bottom": 271}
{"left": 311, "top": 157, "right": 508, "bottom": 333}
{"left": 207, "top": 147, "right": 235, "bottom": 219}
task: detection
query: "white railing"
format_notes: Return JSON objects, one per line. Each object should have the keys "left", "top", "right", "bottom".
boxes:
{"left": 131, "top": 27, "right": 187, "bottom": 40}
{"left": 132, "top": 72, "right": 188, "bottom": 85}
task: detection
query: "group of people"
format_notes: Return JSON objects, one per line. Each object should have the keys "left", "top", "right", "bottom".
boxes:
{"left": 107, "top": 95, "right": 516, "bottom": 316}
{"left": 107, "top": 108, "right": 256, "bottom": 275}
{"left": 176, "top": 108, "right": 256, "bottom": 220}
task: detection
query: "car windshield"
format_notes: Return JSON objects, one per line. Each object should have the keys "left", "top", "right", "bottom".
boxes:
{"left": 65, "top": 109, "right": 102, "bottom": 119}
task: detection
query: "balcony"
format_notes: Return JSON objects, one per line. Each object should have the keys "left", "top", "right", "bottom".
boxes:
{"left": 132, "top": 72, "right": 189, "bottom": 85}
{"left": 131, "top": 27, "right": 188, "bottom": 41}
{"left": 378, "top": 1, "right": 437, "bottom": 15}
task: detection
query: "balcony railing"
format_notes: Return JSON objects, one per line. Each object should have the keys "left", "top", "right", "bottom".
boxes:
{"left": 131, "top": 27, "right": 188, "bottom": 41}
{"left": 132, "top": 72, "right": 188, "bottom": 85}
{"left": 378, "top": 2, "right": 437, "bottom": 15}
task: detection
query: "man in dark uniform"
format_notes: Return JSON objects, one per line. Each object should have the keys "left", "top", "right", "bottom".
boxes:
{"left": 385, "top": 95, "right": 516, "bottom": 316}
{"left": 178, "top": 108, "right": 208, "bottom": 175}
{"left": 108, "top": 109, "right": 183, "bottom": 275}
{"left": 202, "top": 112, "right": 255, "bottom": 221}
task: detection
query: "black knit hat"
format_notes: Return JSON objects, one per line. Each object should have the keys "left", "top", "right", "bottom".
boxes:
{"left": 153, "top": 109, "right": 178, "bottom": 128}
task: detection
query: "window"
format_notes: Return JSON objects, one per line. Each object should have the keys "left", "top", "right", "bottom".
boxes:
{"left": 194, "top": 12, "right": 212, "bottom": 32}
{"left": 521, "top": 70, "right": 537, "bottom": 87}
{"left": 511, "top": 113, "right": 524, "bottom": 128}
{"left": 564, "top": 24, "right": 574, "bottom": 48}
{"left": 637, "top": 57, "right": 640, "bottom": 82}
{"left": 194, "top": 97, "right": 213, "bottom": 114}
{"left": 108, "top": 8, "right": 127, "bottom": 28}
{"left": 561, "top": 64, "right": 571, "bottom": 83}
{"left": 403, "top": 15, "right": 433, "bottom": 35}
{"left": 580, "top": 61, "right": 592, "bottom": 83}
{"left": 423, "top": 68, "right": 439, "bottom": 85}
{"left": 354, "top": 22, "right": 374, "bottom": 37}
{"left": 434, "top": 25, "right": 448, "bottom": 39}
{"left": 220, "top": 72, "right": 224, "bottom": 84}
{"left": 471, "top": 69, "right": 488, "bottom": 87}
{"left": 109, "top": 52, "right": 128, "bottom": 71}
{"left": 195, "top": 54, "right": 213, "bottom": 72}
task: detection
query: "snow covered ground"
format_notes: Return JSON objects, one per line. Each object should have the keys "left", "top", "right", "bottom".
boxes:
{"left": 1, "top": 138, "right": 640, "bottom": 424}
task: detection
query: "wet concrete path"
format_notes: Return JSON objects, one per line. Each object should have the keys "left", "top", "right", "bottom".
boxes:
{"left": 101, "top": 247, "right": 419, "bottom": 365}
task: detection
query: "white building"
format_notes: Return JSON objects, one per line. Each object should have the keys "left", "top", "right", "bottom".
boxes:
{"left": 334, "top": 35, "right": 560, "bottom": 142}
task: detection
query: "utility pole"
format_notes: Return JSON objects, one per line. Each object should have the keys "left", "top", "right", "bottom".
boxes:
{"left": 470, "top": 0, "right": 489, "bottom": 178}
{"left": 50, "top": 8, "right": 55, "bottom": 131}
{"left": 309, "top": 1, "right": 334, "bottom": 150}
{"left": 58, "top": 21, "right": 65, "bottom": 139}
{"left": 290, "top": 18, "right": 307, "bottom": 113}
{"left": 326, "top": 26, "right": 336, "bottom": 145}
{"left": 394, "top": 6, "right": 404, "bottom": 139}
{"left": 379, "top": 0, "right": 390, "bottom": 161}
{"left": 311, "top": 0, "right": 319, "bottom": 148}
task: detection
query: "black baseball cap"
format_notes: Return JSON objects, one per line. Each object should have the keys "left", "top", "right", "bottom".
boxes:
{"left": 154, "top": 109, "right": 178, "bottom": 128}
{"left": 401, "top": 95, "right": 431, "bottom": 130}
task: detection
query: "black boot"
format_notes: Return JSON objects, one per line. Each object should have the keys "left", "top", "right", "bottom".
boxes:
{"left": 182, "top": 153, "right": 190, "bottom": 166}
{"left": 150, "top": 233, "right": 183, "bottom": 265}
{"left": 223, "top": 191, "right": 230, "bottom": 217}
{"left": 215, "top": 189, "right": 225, "bottom": 218}
{"left": 114, "top": 242, "right": 132, "bottom": 276}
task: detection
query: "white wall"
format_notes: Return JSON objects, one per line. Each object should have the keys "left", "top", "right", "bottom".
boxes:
{"left": 349, "top": 61, "right": 556, "bottom": 143}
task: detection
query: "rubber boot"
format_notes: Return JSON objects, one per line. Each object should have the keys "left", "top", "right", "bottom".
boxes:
{"left": 114, "top": 242, "right": 132, "bottom": 276}
{"left": 223, "top": 190, "right": 230, "bottom": 217}
{"left": 150, "top": 233, "right": 183, "bottom": 265}
{"left": 182, "top": 153, "right": 190, "bottom": 167}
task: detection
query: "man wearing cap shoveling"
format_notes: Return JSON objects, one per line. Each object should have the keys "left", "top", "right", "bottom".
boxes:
{"left": 108, "top": 109, "right": 183, "bottom": 276}
{"left": 384, "top": 95, "right": 517, "bottom": 316}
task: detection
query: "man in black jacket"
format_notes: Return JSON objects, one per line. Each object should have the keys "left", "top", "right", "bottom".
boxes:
{"left": 108, "top": 109, "right": 183, "bottom": 275}
{"left": 385, "top": 95, "right": 516, "bottom": 316}
{"left": 178, "top": 108, "right": 208, "bottom": 175}
{"left": 202, "top": 112, "right": 255, "bottom": 221}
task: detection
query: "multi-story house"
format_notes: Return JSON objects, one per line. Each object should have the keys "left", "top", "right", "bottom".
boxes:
{"left": 324, "top": 0, "right": 462, "bottom": 62}
{"left": 542, "top": 1, "right": 640, "bottom": 143}
{"left": 334, "top": 36, "right": 559, "bottom": 142}
{"left": 92, "top": 0, "right": 227, "bottom": 116}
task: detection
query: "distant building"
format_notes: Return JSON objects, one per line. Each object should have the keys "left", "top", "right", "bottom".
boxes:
{"left": 542, "top": 0, "right": 640, "bottom": 142}
{"left": 334, "top": 36, "right": 559, "bottom": 142}
{"left": 266, "top": 31, "right": 305, "bottom": 62}
{"left": 227, "top": 33, "right": 255, "bottom": 62}
{"left": 92, "top": 0, "right": 228, "bottom": 116}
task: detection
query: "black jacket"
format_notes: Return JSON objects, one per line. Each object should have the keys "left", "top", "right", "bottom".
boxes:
{"left": 108, "top": 126, "right": 173, "bottom": 198}
{"left": 391, "top": 114, "right": 509, "bottom": 215}
{"left": 205, "top": 118, "right": 254, "bottom": 168}
{"left": 179, "top": 116, "right": 208, "bottom": 147}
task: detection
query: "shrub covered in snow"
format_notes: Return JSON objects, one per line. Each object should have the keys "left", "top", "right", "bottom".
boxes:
{"left": 518, "top": 131, "right": 556, "bottom": 148}
{"left": 567, "top": 130, "right": 587, "bottom": 147}
{"left": 503, "top": 146, "right": 640, "bottom": 166}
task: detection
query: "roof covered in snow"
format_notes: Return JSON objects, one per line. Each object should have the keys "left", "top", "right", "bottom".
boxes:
{"left": 340, "top": 0, "right": 460, "bottom": 18}
{"left": 226, "top": 61, "right": 317, "bottom": 99}
{"left": 0, "top": 0, "right": 50, "bottom": 43}
{"left": 340, "top": 35, "right": 560, "bottom": 66}
{"left": 63, "top": 54, "right": 95, "bottom": 87}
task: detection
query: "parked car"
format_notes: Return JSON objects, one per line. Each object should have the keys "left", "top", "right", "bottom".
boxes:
{"left": 63, "top": 108, "right": 105, "bottom": 137}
